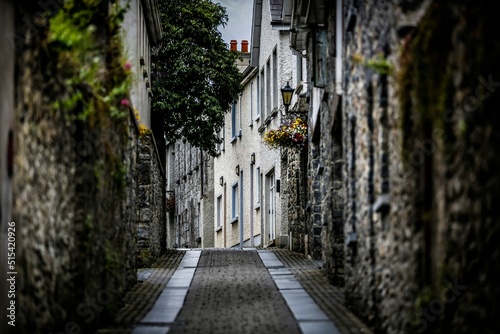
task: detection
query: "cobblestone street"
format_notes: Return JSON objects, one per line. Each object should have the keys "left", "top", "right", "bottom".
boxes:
{"left": 98, "top": 249, "right": 371, "bottom": 334}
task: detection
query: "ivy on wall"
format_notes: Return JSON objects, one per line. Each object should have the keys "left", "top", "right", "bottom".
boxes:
{"left": 48, "top": 0, "right": 131, "bottom": 122}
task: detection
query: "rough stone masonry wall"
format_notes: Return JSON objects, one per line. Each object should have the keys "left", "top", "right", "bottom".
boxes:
{"left": 173, "top": 141, "right": 202, "bottom": 248}
{"left": 137, "top": 134, "right": 166, "bottom": 267}
{"left": 339, "top": 0, "right": 500, "bottom": 333}
{"left": 283, "top": 147, "right": 307, "bottom": 253}
{"left": 316, "top": 3, "right": 346, "bottom": 287}
{"left": 11, "top": 4, "right": 138, "bottom": 333}
{"left": 398, "top": 1, "right": 500, "bottom": 333}
{"left": 341, "top": 0, "right": 420, "bottom": 331}
{"left": 201, "top": 152, "right": 215, "bottom": 248}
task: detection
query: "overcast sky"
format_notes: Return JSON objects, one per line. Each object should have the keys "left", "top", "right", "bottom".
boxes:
{"left": 214, "top": 0, "right": 253, "bottom": 47}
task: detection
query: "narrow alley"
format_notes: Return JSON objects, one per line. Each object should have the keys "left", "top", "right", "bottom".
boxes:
{"left": 98, "top": 249, "right": 370, "bottom": 334}
{"left": 2, "top": 0, "right": 500, "bottom": 333}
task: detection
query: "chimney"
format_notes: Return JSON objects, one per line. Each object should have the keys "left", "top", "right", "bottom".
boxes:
{"left": 241, "top": 40, "right": 249, "bottom": 53}
{"left": 230, "top": 40, "right": 237, "bottom": 51}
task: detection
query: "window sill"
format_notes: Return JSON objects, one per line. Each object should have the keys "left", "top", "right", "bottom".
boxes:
{"left": 255, "top": 204, "right": 260, "bottom": 211}
{"left": 230, "top": 136, "right": 238, "bottom": 144}
{"left": 231, "top": 217, "right": 239, "bottom": 224}
{"left": 215, "top": 226, "right": 222, "bottom": 233}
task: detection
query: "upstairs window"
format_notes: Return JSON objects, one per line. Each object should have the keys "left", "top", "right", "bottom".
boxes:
{"left": 232, "top": 183, "right": 239, "bottom": 221}
{"left": 231, "top": 102, "right": 238, "bottom": 141}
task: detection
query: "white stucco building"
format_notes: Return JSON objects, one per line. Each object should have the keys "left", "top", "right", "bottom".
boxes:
{"left": 213, "top": 0, "right": 306, "bottom": 249}
{"left": 122, "top": 0, "right": 162, "bottom": 128}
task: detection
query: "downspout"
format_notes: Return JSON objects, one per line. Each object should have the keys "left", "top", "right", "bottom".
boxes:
{"left": 336, "top": 0, "right": 343, "bottom": 95}
{"left": 224, "top": 183, "right": 227, "bottom": 248}
{"left": 239, "top": 171, "right": 244, "bottom": 248}
{"left": 250, "top": 164, "right": 254, "bottom": 246}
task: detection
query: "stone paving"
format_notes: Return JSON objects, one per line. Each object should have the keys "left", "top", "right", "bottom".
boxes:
{"left": 96, "top": 248, "right": 373, "bottom": 334}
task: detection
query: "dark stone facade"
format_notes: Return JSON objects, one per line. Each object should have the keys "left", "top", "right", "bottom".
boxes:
{"left": 282, "top": 147, "right": 307, "bottom": 253}
{"left": 171, "top": 141, "right": 214, "bottom": 248}
{"left": 137, "top": 134, "right": 166, "bottom": 267}
{"left": 291, "top": 0, "right": 500, "bottom": 333}
{"left": 7, "top": 3, "right": 147, "bottom": 332}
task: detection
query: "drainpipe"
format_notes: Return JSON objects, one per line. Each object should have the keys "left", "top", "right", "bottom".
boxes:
{"left": 239, "top": 171, "right": 244, "bottom": 249}
{"left": 335, "top": 0, "right": 343, "bottom": 95}
{"left": 224, "top": 183, "right": 227, "bottom": 248}
{"left": 250, "top": 164, "right": 254, "bottom": 247}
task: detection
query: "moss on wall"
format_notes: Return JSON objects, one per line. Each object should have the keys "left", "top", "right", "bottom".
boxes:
{"left": 398, "top": 1, "right": 500, "bottom": 333}
{"left": 14, "top": 1, "right": 138, "bottom": 333}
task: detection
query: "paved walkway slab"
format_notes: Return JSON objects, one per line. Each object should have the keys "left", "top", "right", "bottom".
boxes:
{"left": 133, "top": 250, "right": 201, "bottom": 333}
{"left": 258, "top": 250, "right": 341, "bottom": 334}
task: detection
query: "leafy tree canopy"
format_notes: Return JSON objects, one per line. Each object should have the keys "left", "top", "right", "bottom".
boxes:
{"left": 153, "top": 0, "right": 243, "bottom": 156}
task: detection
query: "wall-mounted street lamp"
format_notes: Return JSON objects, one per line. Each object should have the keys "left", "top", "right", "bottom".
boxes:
{"left": 235, "top": 165, "right": 240, "bottom": 175}
{"left": 250, "top": 153, "right": 256, "bottom": 165}
{"left": 281, "top": 81, "right": 308, "bottom": 117}
{"left": 219, "top": 176, "right": 224, "bottom": 186}
{"left": 281, "top": 81, "right": 294, "bottom": 113}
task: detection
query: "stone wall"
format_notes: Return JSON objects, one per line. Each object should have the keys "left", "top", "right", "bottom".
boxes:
{"left": 338, "top": 0, "right": 500, "bottom": 333}
{"left": 10, "top": 3, "right": 139, "bottom": 333}
{"left": 137, "top": 133, "right": 166, "bottom": 267}
{"left": 339, "top": 0, "right": 422, "bottom": 330}
{"left": 396, "top": 1, "right": 500, "bottom": 333}
{"left": 283, "top": 147, "right": 307, "bottom": 253}
{"left": 201, "top": 153, "right": 215, "bottom": 248}
{"left": 172, "top": 141, "right": 205, "bottom": 248}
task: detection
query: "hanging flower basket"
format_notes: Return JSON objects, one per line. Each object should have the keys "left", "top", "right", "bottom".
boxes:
{"left": 264, "top": 118, "right": 308, "bottom": 149}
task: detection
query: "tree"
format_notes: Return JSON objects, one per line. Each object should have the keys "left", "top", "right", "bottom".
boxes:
{"left": 152, "top": 0, "right": 243, "bottom": 156}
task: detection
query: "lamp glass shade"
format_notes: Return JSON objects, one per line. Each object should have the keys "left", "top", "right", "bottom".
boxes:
{"left": 281, "top": 82, "right": 294, "bottom": 108}
{"left": 235, "top": 165, "right": 240, "bottom": 175}
{"left": 219, "top": 176, "right": 224, "bottom": 186}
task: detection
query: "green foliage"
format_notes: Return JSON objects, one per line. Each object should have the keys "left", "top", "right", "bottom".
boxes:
{"left": 352, "top": 53, "right": 394, "bottom": 75}
{"left": 153, "top": 0, "right": 243, "bottom": 156}
{"left": 48, "top": 0, "right": 132, "bottom": 121}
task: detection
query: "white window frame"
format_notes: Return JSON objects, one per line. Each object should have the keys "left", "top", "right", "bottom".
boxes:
{"left": 231, "top": 182, "right": 239, "bottom": 222}
{"left": 216, "top": 195, "right": 222, "bottom": 229}
{"left": 231, "top": 102, "right": 238, "bottom": 141}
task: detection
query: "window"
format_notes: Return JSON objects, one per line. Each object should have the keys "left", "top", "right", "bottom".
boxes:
{"left": 314, "top": 29, "right": 327, "bottom": 87}
{"left": 272, "top": 49, "right": 278, "bottom": 110}
{"left": 216, "top": 127, "right": 224, "bottom": 153}
{"left": 256, "top": 167, "right": 261, "bottom": 206}
{"left": 297, "top": 54, "right": 303, "bottom": 83}
{"left": 266, "top": 59, "right": 271, "bottom": 115}
{"left": 250, "top": 81, "right": 254, "bottom": 125}
{"left": 216, "top": 195, "right": 222, "bottom": 229}
{"left": 231, "top": 102, "right": 238, "bottom": 140}
{"left": 256, "top": 76, "right": 260, "bottom": 120}
{"left": 238, "top": 95, "right": 242, "bottom": 137}
{"left": 260, "top": 69, "right": 265, "bottom": 119}
{"left": 232, "top": 183, "right": 239, "bottom": 222}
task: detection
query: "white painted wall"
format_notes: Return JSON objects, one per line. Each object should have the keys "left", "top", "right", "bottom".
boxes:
{"left": 213, "top": 0, "right": 297, "bottom": 248}
{"left": 122, "top": 0, "right": 152, "bottom": 127}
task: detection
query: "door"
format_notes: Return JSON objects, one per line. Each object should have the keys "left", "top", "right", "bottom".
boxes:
{"left": 267, "top": 172, "right": 276, "bottom": 243}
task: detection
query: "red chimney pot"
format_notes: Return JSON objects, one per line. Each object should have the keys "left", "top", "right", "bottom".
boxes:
{"left": 241, "top": 40, "right": 249, "bottom": 53}
{"left": 230, "top": 40, "right": 237, "bottom": 51}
